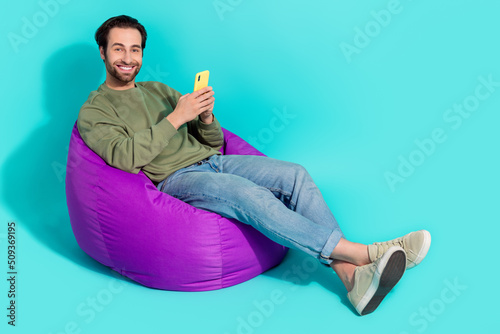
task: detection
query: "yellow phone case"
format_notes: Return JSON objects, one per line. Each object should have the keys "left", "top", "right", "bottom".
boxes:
{"left": 193, "top": 70, "right": 210, "bottom": 92}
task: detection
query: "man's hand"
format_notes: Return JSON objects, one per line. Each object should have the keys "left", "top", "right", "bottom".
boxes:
{"left": 199, "top": 98, "right": 215, "bottom": 124}
{"left": 167, "top": 86, "right": 215, "bottom": 129}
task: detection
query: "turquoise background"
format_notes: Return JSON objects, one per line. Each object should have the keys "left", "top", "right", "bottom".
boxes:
{"left": 1, "top": 0, "right": 499, "bottom": 333}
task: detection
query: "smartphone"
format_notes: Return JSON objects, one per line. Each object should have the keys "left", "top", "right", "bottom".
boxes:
{"left": 193, "top": 70, "right": 210, "bottom": 92}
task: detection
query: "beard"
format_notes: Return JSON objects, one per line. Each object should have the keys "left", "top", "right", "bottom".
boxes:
{"left": 104, "top": 57, "right": 141, "bottom": 86}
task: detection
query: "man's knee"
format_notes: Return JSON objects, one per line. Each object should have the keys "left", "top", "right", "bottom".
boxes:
{"left": 287, "top": 162, "right": 309, "bottom": 179}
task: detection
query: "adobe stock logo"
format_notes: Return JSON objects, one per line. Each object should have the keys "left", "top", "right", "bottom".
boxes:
{"left": 399, "top": 277, "right": 467, "bottom": 334}
{"left": 384, "top": 74, "right": 499, "bottom": 192}
{"left": 339, "top": 0, "right": 418, "bottom": 64}
{"left": 223, "top": 256, "right": 320, "bottom": 334}
{"left": 7, "top": 0, "right": 72, "bottom": 53}
{"left": 213, "top": 0, "right": 244, "bottom": 21}
{"left": 48, "top": 273, "right": 126, "bottom": 334}
{"left": 246, "top": 106, "right": 296, "bottom": 152}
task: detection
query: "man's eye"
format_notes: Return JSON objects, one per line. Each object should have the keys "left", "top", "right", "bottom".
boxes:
{"left": 115, "top": 48, "right": 122, "bottom": 52}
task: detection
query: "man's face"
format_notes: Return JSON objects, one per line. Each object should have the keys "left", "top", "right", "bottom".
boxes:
{"left": 100, "top": 27, "right": 143, "bottom": 89}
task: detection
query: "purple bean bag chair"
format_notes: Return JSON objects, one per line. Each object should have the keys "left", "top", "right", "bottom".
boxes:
{"left": 65, "top": 122, "right": 287, "bottom": 291}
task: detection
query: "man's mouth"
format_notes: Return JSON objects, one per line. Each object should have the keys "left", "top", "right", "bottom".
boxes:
{"left": 116, "top": 64, "right": 135, "bottom": 72}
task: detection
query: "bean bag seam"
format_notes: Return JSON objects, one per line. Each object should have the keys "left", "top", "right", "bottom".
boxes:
{"left": 94, "top": 163, "right": 116, "bottom": 270}
{"left": 216, "top": 217, "right": 224, "bottom": 289}
{"left": 69, "top": 125, "right": 114, "bottom": 269}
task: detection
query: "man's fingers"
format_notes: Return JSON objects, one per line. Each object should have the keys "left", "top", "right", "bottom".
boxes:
{"left": 199, "top": 89, "right": 214, "bottom": 100}
{"left": 199, "top": 92, "right": 214, "bottom": 104}
{"left": 176, "top": 88, "right": 214, "bottom": 120}
{"left": 193, "top": 86, "right": 213, "bottom": 98}
{"left": 198, "top": 96, "right": 215, "bottom": 109}
{"left": 198, "top": 97, "right": 215, "bottom": 111}
{"left": 199, "top": 104, "right": 213, "bottom": 113}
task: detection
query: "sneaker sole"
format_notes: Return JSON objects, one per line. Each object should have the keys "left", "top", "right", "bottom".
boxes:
{"left": 358, "top": 247, "right": 406, "bottom": 316}
{"left": 407, "top": 230, "right": 432, "bottom": 269}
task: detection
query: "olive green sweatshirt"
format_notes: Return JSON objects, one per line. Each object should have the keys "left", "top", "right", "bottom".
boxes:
{"left": 77, "top": 81, "right": 224, "bottom": 183}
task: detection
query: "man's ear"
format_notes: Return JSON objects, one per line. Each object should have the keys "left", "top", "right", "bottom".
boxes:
{"left": 99, "top": 46, "right": 106, "bottom": 62}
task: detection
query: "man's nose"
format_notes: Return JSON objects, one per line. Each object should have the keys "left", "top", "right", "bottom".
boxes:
{"left": 122, "top": 51, "right": 132, "bottom": 63}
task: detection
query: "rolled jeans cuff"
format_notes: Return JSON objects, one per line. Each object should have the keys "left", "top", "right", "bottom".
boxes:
{"left": 319, "top": 227, "right": 344, "bottom": 265}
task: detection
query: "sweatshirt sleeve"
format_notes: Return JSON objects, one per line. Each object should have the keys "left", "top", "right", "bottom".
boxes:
{"left": 77, "top": 94, "right": 178, "bottom": 174}
{"left": 187, "top": 115, "right": 224, "bottom": 151}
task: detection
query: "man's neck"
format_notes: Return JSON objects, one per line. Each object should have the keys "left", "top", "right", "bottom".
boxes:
{"left": 105, "top": 76, "right": 136, "bottom": 91}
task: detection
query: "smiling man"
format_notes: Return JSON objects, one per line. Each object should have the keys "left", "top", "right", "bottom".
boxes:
{"left": 77, "top": 15, "right": 431, "bottom": 316}
{"left": 98, "top": 24, "right": 142, "bottom": 90}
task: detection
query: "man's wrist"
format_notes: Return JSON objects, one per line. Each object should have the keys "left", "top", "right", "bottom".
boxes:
{"left": 166, "top": 113, "right": 183, "bottom": 130}
{"left": 200, "top": 113, "right": 214, "bottom": 124}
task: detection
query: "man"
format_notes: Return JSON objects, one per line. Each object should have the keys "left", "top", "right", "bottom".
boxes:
{"left": 78, "top": 15, "right": 431, "bottom": 316}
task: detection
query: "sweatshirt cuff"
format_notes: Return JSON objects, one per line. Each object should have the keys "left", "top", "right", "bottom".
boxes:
{"left": 197, "top": 115, "right": 221, "bottom": 130}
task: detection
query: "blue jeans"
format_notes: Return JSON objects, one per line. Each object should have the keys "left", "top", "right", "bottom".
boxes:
{"left": 157, "top": 154, "right": 344, "bottom": 265}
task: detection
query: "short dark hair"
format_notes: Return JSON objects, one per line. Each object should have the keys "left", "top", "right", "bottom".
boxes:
{"left": 95, "top": 15, "right": 147, "bottom": 52}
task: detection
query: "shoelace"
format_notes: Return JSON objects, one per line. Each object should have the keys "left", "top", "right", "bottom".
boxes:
{"left": 373, "top": 237, "right": 405, "bottom": 259}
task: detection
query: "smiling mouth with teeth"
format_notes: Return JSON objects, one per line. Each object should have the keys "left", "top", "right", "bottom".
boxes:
{"left": 117, "top": 65, "right": 135, "bottom": 71}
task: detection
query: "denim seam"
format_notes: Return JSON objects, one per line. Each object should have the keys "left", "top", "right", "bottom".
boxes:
{"left": 160, "top": 172, "right": 178, "bottom": 192}
{"left": 267, "top": 187, "right": 296, "bottom": 210}
{"left": 160, "top": 162, "right": 203, "bottom": 192}
{"left": 174, "top": 192, "right": 320, "bottom": 256}
{"left": 319, "top": 227, "right": 344, "bottom": 264}
{"left": 207, "top": 160, "right": 221, "bottom": 173}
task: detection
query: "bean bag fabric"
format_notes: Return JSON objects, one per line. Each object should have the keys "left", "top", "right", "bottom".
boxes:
{"left": 65, "top": 122, "right": 287, "bottom": 291}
